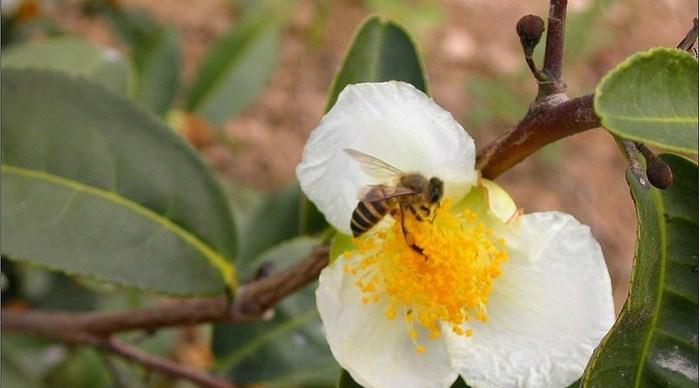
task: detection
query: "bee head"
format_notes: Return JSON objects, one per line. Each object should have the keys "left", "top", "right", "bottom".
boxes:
{"left": 428, "top": 177, "right": 444, "bottom": 204}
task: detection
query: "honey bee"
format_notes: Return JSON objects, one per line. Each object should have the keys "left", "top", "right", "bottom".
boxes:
{"left": 345, "top": 149, "right": 444, "bottom": 241}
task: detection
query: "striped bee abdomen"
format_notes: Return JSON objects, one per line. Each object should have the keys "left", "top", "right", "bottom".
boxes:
{"left": 351, "top": 200, "right": 389, "bottom": 237}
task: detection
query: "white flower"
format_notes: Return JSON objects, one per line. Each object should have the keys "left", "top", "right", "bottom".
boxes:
{"left": 296, "top": 81, "right": 615, "bottom": 388}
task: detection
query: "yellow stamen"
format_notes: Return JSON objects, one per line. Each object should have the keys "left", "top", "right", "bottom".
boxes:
{"left": 344, "top": 199, "right": 508, "bottom": 350}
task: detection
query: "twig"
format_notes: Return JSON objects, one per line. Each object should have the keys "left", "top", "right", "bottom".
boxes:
{"left": 9, "top": 329, "right": 235, "bottom": 388}
{"left": 2, "top": 245, "right": 330, "bottom": 336}
{"left": 619, "top": 140, "right": 649, "bottom": 188}
{"left": 676, "top": 17, "right": 698, "bottom": 52}
{"left": 477, "top": 0, "right": 584, "bottom": 177}
{"left": 477, "top": 94, "right": 599, "bottom": 179}
{"left": 540, "top": 0, "right": 568, "bottom": 97}
{"left": 96, "top": 336, "right": 236, "bottom": 388}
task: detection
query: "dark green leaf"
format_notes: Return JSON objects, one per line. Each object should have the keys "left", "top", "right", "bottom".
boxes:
{"left": 100, "top": 6, "right": 161, "bottom": 49}
{"left": 2, "top": 37, "right": 131, "bottom": 95}
{"left": 325, "top": 15, "right": 426, "bottom": 110}
{"left": 301, "top": 15, "right": 428, "bottom": 232}
{"left": 46, "top": 348, "right": 111, "bottom": 388}
{"left": 1, "top": 359, "right": 46, "bottom": 388}
{"left": 581, "top": 154, "right": 698, "bottom": 387}
{"left": 237, "top": 184, "right": 304, "bottom": 274}
{"left": 213, "top": 237, "right": 339, "bottom": 387}
{"left": 186, "top": 8, "right": 280, "bottom": 126}
{"left": 131, "top": 26, "right": 181, "bottom": 115}
{"left": 2, "top": 69, "right": 237, "bottom": 296}
{"left": 338, "top": 370, "right": 472, "bottom": 388}
{"left": 338, "top": 370, "right": 363, "bottom": 388}
{"left": 595, "top": 48, "right": 699, "bottom": 154}
{"left": 235, "top": 183, "right": 329, "bottom": 276}
{"left": 2, "top": 334, "right": 65, "bottom": 387}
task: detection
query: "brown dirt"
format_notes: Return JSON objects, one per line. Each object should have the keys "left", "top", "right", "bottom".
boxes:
{"left": 58, "top": 0, "right": 698, "bottom": 312}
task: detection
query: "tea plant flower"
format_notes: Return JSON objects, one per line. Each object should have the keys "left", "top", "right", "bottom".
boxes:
{"left": 296, "top": 81, "right": 615, "bottom": 388}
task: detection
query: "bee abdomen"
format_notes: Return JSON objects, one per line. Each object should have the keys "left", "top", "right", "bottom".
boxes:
{"left": 351, "top": 200, "right": 388, "bottom": 237}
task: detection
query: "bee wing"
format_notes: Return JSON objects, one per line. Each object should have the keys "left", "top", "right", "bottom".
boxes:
{"left": 357, "top": 185, "right": 419, "bottom": 202}
{"left": 344, "top": 148, "right": 404, "bottom": 179}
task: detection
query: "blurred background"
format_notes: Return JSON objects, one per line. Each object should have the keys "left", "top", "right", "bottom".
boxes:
{"left": 2, "top": 0, "right": 697, "bottom": 381}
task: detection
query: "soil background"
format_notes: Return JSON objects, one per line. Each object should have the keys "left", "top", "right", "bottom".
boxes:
{"left": 60, "top": 0, "right": 698, "bottom": 312}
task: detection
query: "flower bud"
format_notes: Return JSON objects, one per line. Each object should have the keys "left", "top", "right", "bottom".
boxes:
{"left": 647, "top": 159, "right": 674, "bottom": 189}
{"left": 516, "top": 15, "right": 545, "bottom": 56}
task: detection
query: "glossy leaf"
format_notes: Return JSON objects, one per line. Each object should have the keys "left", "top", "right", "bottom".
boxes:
{"left": 99, "top": 6, "right": 161, "bottom": 49}
{"left": 595, "top": 48, "right": 699, "bottom": 154}
{"left": 213, "top": 237, "right": 339, "bottom": 387}
{"left": 45, "top": 348, "right": 111, "bottom": 388}
{"left": 338, "top": 370, "right": 363, "bottom": 388}
{"left": 2, "top": 69, "right": 237, "bottom": 296}
{"left": 237, "top": 184, "right": 305, "bottom": 274}
{"left": 338, "top": 370, "right": 472, "bottom": 388}
{"left": 581, "top": 154, "right": 698, "bottom": 386}
{"left": 325, "top": 15, "right": 426, "bottom": 110}
{"left": 1, "top": 334, "right": 64, "bottom": 388}
{"left": 186, "top": 8, "right": 280, "bottom": 126}
{"left": 301, "top": 15, "right": 428, "bottom": 232}
{"left": 131, "top": 26, "right": 181, "bottom": 115}
{"left": 2, "top": 37, "right": 130, "bottom": 95}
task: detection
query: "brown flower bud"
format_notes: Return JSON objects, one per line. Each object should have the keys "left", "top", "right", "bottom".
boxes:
{"left": 647, "top": 159, "right": 674, "bottom": 189}
{"left": 516, "top": 15, "right": 545, "bottom": 56}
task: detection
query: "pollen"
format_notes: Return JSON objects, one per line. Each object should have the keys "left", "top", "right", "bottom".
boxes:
{"left": 344, "top": 199, "right": 508, "bottom": 351}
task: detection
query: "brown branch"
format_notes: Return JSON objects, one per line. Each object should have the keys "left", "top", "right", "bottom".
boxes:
{"left": 477, "top": 94, "right": 599, "bottom": 179}
{"left": 12, "top": 329, "right": 236, "bottom": 388}
{"left": 540, "top": 0, "right": 568, "bottom": 97}
{"left": 2, "top": 245, "right": 330, "bottom": 336}
{"left": 96, "top": 336, "right": 236, "bottom": 388}
{"left": 676, "top": 17, "right": 698, "bottom": 51}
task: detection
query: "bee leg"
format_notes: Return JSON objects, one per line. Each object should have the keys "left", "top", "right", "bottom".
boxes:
{"left": 399, "top": 206, "right": 409, "bottom": 241}
{"left": 400, "top": 207, "right": 428, "bottom": 259}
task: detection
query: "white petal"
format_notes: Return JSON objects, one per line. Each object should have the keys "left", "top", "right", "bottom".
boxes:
{"left": 297, "top": 81, "right": 477, "bottom": 233}
{"left": 445, "top": 211, "right": 615, "bottom": 388}
{"left": 317, "top": 254, "right": 458, "bottom": 388}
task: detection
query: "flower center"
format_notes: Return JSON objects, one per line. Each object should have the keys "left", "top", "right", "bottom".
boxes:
{"left": 343, "top": 199, "right": 508, "bottom": 352}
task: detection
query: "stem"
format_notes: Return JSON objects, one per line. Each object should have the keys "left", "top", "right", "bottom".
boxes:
{"left": 2, "top": 246, "right": 329, "bottom": 336}
{"left": 540, "top": 0, "right": 568, "bottom": 96}
{"left": 97, "top": 336, "right": 236, "bottom": 388}
{"left": 619, "top": 139, "right": 649, "bottom": 188}
{"left": 477, "top": 94, "right": 599, "bottom": 179}
{"left": 676, "top": 17, "right": 699, "bottom": 51}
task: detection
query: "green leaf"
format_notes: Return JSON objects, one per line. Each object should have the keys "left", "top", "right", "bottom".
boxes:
{"left": 2, "top": 68, "right": 237, "bottom": 296}
{"left": 2, "top": 37, "right": 131, "bottom": 95}
{"left": 328, "top": 232, "right": 354, "bottom": 264}
{"left": 213, "top": 237, "right": 339, "bottom": 387}
{"left": 131, "top": 26, "right": 181, "bottom": 115}
{"left": 581, "top": 154, "right": 698, "bottom": 387}
{"left": 100, "top": 6, "right": 161, "bottom": 49}
{"left": 338, "top": 370, "right": 363, "bottom": 388}
{"left": 595, "top": 48, "right": 699, "bottom": 154}
{"left": 46, "top": 348, "right": 111, "bottom": 388}
{"left": 338, "top": 370, "right": 472, "bottom": 388}
{"left": 301, "top": 15, "right": 428, "bottom": 232}
{"left": 325, "top": 15, "right": 426, "bottom": 110}
{"left": 186, "top": 8, "right": 280, "bottom": 126}
{"left": 237, "top": 184, "right": 305, "bottom": 274}
{"left": 2, "top": 334, "right": 64, "bottom": 387}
